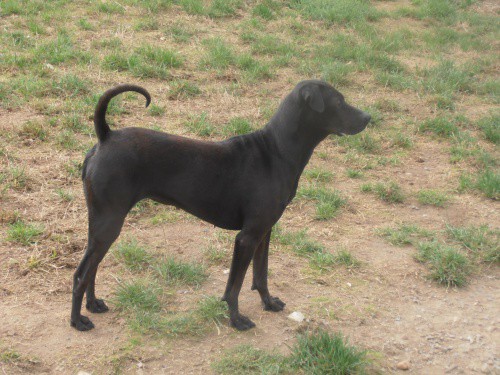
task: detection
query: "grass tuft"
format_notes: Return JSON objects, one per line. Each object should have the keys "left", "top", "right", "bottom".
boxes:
{"left": 185, "top": 113, "right": 216, "bottom": 137}
{"left": 115, "top": 240, "right": 151, "bottom": 271}
{"left": 114, "top": 280, "right": 162, "bottom": 312}
{"left": 417, "top": 189, "right": 450, "bottom": 207}
{"left": 297, "top": 186, "right": 346, "bottom": 220}
{"left": 154, "top": 257, "right": 207, "bottom": 287}
{"left": 416, "top": 242, "right": 471, "bottom": 287}
{"left": 7, "top": 220, "right": 43, "bottom": 245}
{"left": 309, "top": 249, "right": 360, "bottom": 272}
{"left": 378, "top": 224, "right": 434, "bottom": 246}
{"left": 290, "top": 329, "right": 368, "bottom": 374}
{"left": 361, "top": 182, "right": 404, "bottom": 203}
{"left": 212, "top": 345, "right": 286, "bottom": 374}
{"left": 222, "top": 117, "right": 254, "bottom": 136}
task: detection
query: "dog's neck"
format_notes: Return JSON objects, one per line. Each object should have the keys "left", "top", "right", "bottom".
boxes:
{"left": 264, "top": 97, "right": 328, "bottom": 173}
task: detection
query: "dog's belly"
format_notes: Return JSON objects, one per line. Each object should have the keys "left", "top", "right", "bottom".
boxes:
{"left": 150, "top": 194, "right": 244, "bottom": 231}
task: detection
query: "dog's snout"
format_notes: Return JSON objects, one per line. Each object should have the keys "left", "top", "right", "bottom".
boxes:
{"left": 363, "top": 112, "right": 371, "bottom": 124}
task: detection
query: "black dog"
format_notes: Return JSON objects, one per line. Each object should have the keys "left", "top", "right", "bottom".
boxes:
{"left": 71, "top": 80, "right": 370, "bottom": 331}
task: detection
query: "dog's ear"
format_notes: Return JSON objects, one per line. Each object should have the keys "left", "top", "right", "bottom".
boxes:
{"left": 301, "top": 85, "right": 325, "bottom": 113}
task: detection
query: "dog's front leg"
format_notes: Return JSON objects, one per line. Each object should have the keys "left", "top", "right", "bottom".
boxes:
{"left": 222, "top": 230, "right": 263, "bottom": 330}
{"left": 251, "top": 230, "right": 286, "bottom": 312}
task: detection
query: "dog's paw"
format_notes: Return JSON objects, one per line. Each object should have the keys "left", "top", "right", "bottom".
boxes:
{"left": 230, "top": 314, "right": 256, "bottom": 331}
{"left": 71, "top": 315, "right": 95, "bottom": 331}
{"left": 263, "top": 296, "right": 286, "bottom": 312}
{"left": 86, "top": 299, "right": 109, "bottom": 313}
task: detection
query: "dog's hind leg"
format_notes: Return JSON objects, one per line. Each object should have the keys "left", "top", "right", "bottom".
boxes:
{"left": 71, "top": 211, "right": 125, "bottom": 331}
{"left": 251, "top": 231, "right": 285, "bottom": 312}
{"left": 222, "top": 230, "right": 265, "bottom": 331}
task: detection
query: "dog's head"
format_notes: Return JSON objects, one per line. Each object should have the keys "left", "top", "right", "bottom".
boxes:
{"left": 296, "top": 80, "right": 371, "bottom": 136}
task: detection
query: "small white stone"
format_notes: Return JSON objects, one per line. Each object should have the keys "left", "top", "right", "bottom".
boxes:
{"left": 77, "top": 372, "right": 92, "bottom": 375}
{"left": 288, "top": 311, "right": 305, "bottom": 322}
{"left": 223, "top": 269, "right": 230, "bottom": 274}
{"left": 346, "top": 282, "right": 352, "bottom": 287}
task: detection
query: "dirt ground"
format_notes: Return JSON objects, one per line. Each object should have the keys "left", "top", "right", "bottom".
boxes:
{"left": 1, "top": 0, "right": 499, "bottom": 374}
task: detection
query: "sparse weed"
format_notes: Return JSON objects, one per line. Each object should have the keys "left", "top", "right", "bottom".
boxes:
{"left": 417, "top": 189, "right": 450, "bottom": 207}
{"left": 56, "top": 189, "right": 74, "bottom": 202}
{"left": 222, "top": 117, "right": 253, "bottom": 136}
{"left": 168, "top": 80, "right": 201, "bottom": 99}
{"left": 362, "top": 182, "right": 404, "bottom": 203}
{"left": 346, "top": 169, "right": 363, "bottom": 179}
{"left": 416, "top": 242, "right": 471, "bottom": 287}
{"left": 476, "top": 114, "right": 499, "bottom": 145}
{"left": 475, "top": 169, "right": 499, "bottom": 200}
{"left": 185, "top": 113, "right": 216, "bottom": 137}
{"left": 114, "top": 280, "right": 162, "bottom": 312}
{"left": 115, "top": 240, "right": 151, "bottom": 271}
{"left": 419, "top": 116, "right": 460, "bottom": 138}
{"left": 446, "top": 224, "right": 499, "bottom": 263}
{"left": 290, "top": 329, "right": 368, "bottom": 374}
{"left": 309, "top": 249, "right": 360, "bottom": 272}
{"left": 292, "top": 0, "right": 381, "bottom": 25}
{"left": 201, "top": 38, "right": 235, "bottom": 69}
{"left": 304, "top": 168, "right": 333, "bottom": 183}
{"left": 378, "top": 224, "right": 434, "bottom": 246}
{"left": 154, "top": 258, "right": 207, "bottom": 287}
{"left": 336, "top": 133, "right": 381, "bottom": 154}
{"left": 213, "top": 345, "right": 287, "bottom": 374}
{"left": 297, "top": 185, "right": 346, "bottom": 220}
{"left": 148, "top": 104, "right": 165, "bottom": 117}
{"left": 19, "top": 120, "right": 47, "bottom": 141}
{"left": 7, "top": 220, "right": 44, "bottom": 245}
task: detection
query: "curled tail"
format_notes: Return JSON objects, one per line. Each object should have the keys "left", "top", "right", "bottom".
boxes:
{"left": 94, "top": 84, "right": 151, "bottom": 142}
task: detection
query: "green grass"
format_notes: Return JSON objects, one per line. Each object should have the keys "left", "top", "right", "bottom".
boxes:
{"left": 290, "top": 329, "right": 368, "bottom": 374}
{"left": 213, "top": 328, "right": 369, "bottom": 374}
{"left": 309, "top": 249, "right": 361, "bottom": 272}
{"left": 222, "top": 117, "right": 253, "bottom": 136}
{"left": 272, "top": 226, "right": 324, "bottom": 257}
{"left": 475, "top": 169, "right": 499, "bottom": 200}
{"left": 361, "top": 182, "right": 404, "bottom": 203}
{"left": 292, "top": 0, "right": 381, "bottom": 25}
{"left": 213, "top": 345, "right": 287, "bottom": 374}
{"left": 446, "top": 225, "right": 499, "bottom": 263}
{"left": 0, "top": 349, "right": 22, "bottom": 363}
{"left": 419, "top": 60, "right": 474, "bottom": 96}
{"left": 154, "top": 257, "right": 207, "bottom": 287}
{"left": 346, "top": 169, "right": 363, "bottom": 179}
{"left": 114, "top": 280, "right": 162, "bottom": 312}
{"left": 416, "top": 242, "right": 471, "bottom": 287}
{"left": 115, "top": 240, "right": 151, "bottom": 271}
{"left": 476, "top": 114, "right": 499, "bottom": 144}
{"left": 336, "top": 133, "right": 381, "bottom": 154}
{"left": 201, "top": 38, "right": 235, "bottom": 69}
{"left": 148, "top": 104, "right": 165, "bottom": 117}
{"left": 18, "top": 120, "right": 47, "bottom": 141}
{"left": 102, "top": 45, "right": 182, "bottom": 79}
{"left": 128, "top": 295, "right": 228, "bottom": 336}
{"left": 304, "top": 169, "right": 334, "bottom": 183}
{"left": 7, "top": 220, "right": 43, "bottom": 245}
{"left": 419, "top": 116, "right": 460, "bottom": 138}
{"left": 459, "top": 169, "right": 499, "bottom": 200}
{"left": 297, "top": 186, "right": 346, "bottom": 220}
{"left": 185, "top": 112, "right": 216, "bottom": 137}
{"left": 417, "top": 189, "right": 450, "bottom": 207}
{"left": 168, "top": 80, "right": 201, "bottom": 99}
{"left": 377, "top": 224, "right": 434, "bottom": 246}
